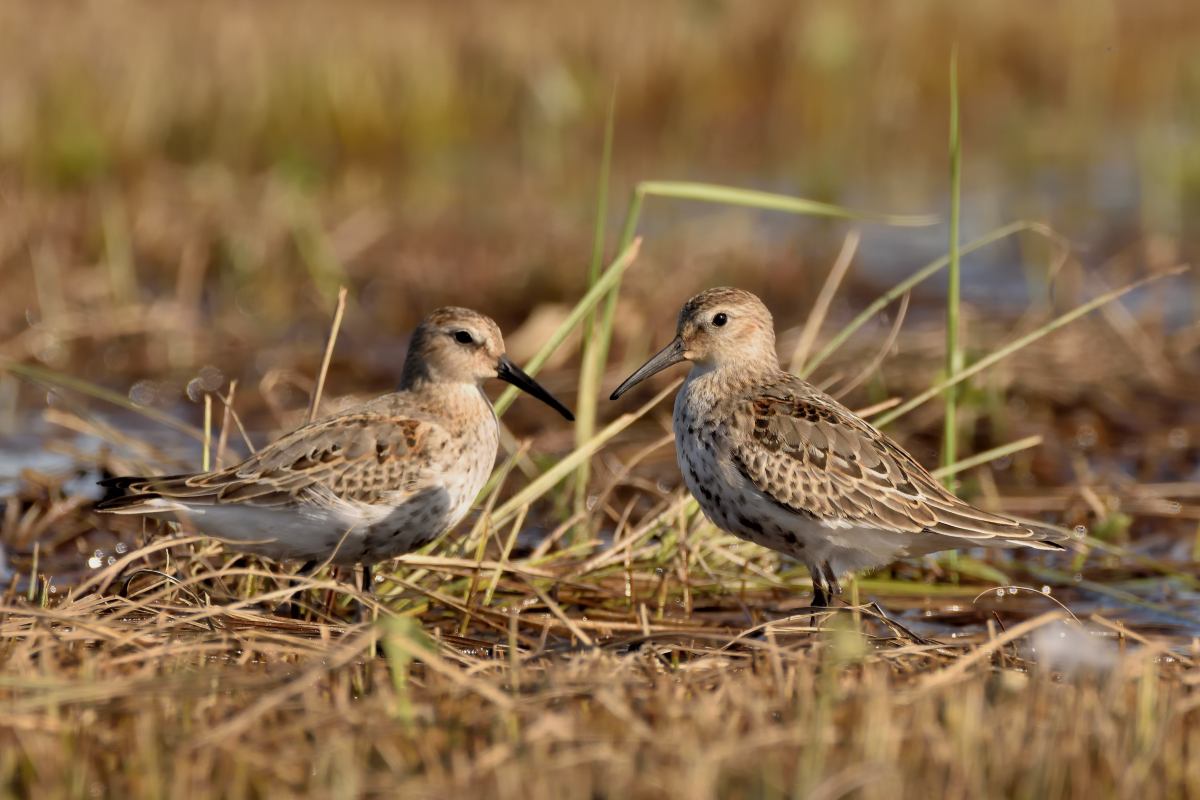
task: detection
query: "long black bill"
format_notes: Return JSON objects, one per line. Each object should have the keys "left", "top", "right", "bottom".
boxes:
{"left": 497, "top": 355, "right": 575, "bottom": 421}
{"left": 609, "top": 336, "right": 686, "bottom": 400}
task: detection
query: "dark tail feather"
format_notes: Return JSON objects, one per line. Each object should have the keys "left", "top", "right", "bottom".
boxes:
{"left": 98, "top": 473, "right": 191, "bottom": 491}
{"left": 1016, "top": 517, "right": 1075, "bottom": 550}
{"left": 95, "top": 473, "right": 190, "bottom": 512}
{"left": 94, "top": 491, "right": 165, "bottom": 512}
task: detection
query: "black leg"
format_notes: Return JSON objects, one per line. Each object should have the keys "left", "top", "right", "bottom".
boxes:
{"left": 809, "top": 564, "right": 830, "bottom": 608}
{"left": 821, "top": 562, "right": 843, "bottom": 598}
{"left": 348, "top": 563, "right": 377, "bottom": 625}
{"left": 281, "top": 560, "right": 323, "bottom": 620}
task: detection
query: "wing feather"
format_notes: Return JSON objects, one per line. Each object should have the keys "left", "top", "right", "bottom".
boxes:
{"left": 729, "top": 375, "right": 1064, "bottom": 548}
{"left": 97, "top": 412, "right": 448, "bottom": 512}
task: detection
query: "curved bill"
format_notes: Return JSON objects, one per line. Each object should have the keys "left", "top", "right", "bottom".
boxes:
{"left": 609, "top": 336, "right": 686, "bottom": 400}
{"left": 497, "top": 355, "right": 574, "bottom": 421}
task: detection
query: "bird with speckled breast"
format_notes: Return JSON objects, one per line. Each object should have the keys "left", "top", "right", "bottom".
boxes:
{"left": 97, "top": 307, "right": 574, "bottom": 586}
{"left": 610, "top": 287, "right": 1065, "bottom": 607}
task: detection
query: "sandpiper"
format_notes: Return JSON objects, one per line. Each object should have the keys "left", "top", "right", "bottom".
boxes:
{"left": 610, "top": 287, "right": 1064, "bottom": 606}
{"left": 97, "top": 307, "right": 574, "bottom": 584}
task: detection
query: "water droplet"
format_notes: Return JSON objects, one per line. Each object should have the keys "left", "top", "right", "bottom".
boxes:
{"left": 1041, "top": 585, "right": 1052, "bottom": 595}
{"left": 106, "top": 556, "right": 115, "bottom": 566}
{"left": 1073, "top": 573, "right": 1083, "bottom": 583}
{"left": 115, "top": 542, "right": 128, "bottom": 554}
{"left": 995, "top": 588, "right": 1005, "bottom": 598}
{"left": 198, "top": 365, "right": 224, "bottom": 391}
{"left": 129, "top": 380, "right": 157, "bottom": 406}
{"left": 93, "top": 549, "right": 103, "bottom": 559}
{"left": 1007, "top": 586, "right": 1018, "bottom": 595}
{"left": 87, "top": 556, "right": 102, "bottom": 569}
{"left": 1073, "top": 525, "right": 1087, "bottom": 540}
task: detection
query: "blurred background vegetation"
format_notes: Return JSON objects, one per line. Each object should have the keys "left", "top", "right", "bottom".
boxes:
{"left": 1, "top": 0, "right": 1196, "bottom": 393}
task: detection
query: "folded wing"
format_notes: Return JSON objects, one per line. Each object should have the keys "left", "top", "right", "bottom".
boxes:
{"left": 728, "top": 376, "right": 1064, "bottom": 550}
{"left": 97, "top": 413, "right": 447, "bottom": 513}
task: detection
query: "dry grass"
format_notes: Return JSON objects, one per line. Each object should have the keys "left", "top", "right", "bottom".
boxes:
{"left": 1, "top": 538, "right": 1198, "bottom": 798}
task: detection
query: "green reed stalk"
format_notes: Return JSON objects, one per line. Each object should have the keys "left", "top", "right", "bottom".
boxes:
{"left": 572, "top": 94, "right": 617, "bottom": 518}
{"left": 943, "top": 47, "right": 962, "bottom": 488}
{"left": 492, "top": 238, "right": 642, "bottom": 418}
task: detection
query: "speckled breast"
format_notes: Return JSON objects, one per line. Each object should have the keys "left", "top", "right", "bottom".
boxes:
{"left": 674, "top": 379, "right": 741, "bottom": 533}
{"left": 674, "top": 377, "right": 810, "bottom": 559}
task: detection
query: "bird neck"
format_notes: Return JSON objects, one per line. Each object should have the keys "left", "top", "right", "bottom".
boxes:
{"left": 398, "top": 377, "right": 493, "bottom": 424}
{"left": 687, "top": 356, "right": 782, "bottom": 394}
{"left": 398, "top": 355, "right": 482, "bottom": 399}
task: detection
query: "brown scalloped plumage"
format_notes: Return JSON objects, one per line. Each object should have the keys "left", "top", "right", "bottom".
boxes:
{"left": 95, "top": 307, "right": 570, "bottom": 569}
{"left": 615, "top": 286, "right": 1067, "bottom": 607}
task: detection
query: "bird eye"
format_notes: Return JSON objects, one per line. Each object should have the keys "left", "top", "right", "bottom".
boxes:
{"left": 712, "top": 312, "right": 728, "bottom": 327}
{"left": 453, "top": 330, "right": 474, "bottom": 345}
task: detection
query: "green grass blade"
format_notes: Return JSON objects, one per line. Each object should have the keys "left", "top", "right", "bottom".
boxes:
{"left": 490, "top": 378, "right": 679, "bottom": 531}
{"left": 586, "top": 92, "right": 617, "bottom": 290}
{"left": 636, "top": 181, "right": 938, "bottom": 226}
{"left": 930, "top": 435, "right": 1042, "bottom": 480}
{"left": 872, "top": 266, "right": 1190, "bottom": 428}
{"left": 942, "top": 47, "right": 962, "bottom": 487}
{"left": 493, "top": 238, "right": 642, "bottom": 418}
{"left": 800, "top": 220, "right": 1050, "bottom": 379}
{"left": 572, "top": 94, "right": 618, "bottom": 515}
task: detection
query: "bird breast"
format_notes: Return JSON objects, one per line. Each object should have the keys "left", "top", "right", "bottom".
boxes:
{"left": 673, "top": 375, "right": 743, "bottom": 532}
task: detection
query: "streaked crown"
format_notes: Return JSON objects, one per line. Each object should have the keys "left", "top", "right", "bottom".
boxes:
{"left": 677, "top": 287, "right": 778, "bottom": 367}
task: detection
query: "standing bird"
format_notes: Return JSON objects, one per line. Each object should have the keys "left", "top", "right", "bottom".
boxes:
{"left": 610, "top": 287, "right": 1064, "bottom": 606}
{"left": 97, "top": 307, "right": 574, "bottom": 586}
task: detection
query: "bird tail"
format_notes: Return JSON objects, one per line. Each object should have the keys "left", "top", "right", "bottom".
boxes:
{"left": 95, "top": 474, "right": 199, "bottom": 514}
{"left": 1006, "top": 518, "right": 1076, "bottom": 551}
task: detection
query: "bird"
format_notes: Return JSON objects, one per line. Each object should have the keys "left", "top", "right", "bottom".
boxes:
{"left": 610, "top": 287, "right": 1065, "bottom": 607}
{"left": 97, "top": 307, "right": 574, "bottom": 589}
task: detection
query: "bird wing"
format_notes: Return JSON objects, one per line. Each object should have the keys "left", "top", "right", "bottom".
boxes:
{"left": 727, "top": 376, "right": 1062, "bottom": 548}
{"left": 98, "top": 412, "right": 451, "bottom": 511}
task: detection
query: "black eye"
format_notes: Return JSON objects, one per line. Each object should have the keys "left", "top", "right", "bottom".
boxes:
{"left": 453, "top": 330, "right": 474, "bottom": 345}
{"left": 712, "top": 312, "right": 728, "bottom": 327}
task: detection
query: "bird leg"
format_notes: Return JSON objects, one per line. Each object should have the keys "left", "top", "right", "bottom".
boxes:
{"left": 281, "top": 559, "right": 322, "bottom": 620}
{"left": 820, "top": 562, "right": 843, "bottom": 599}
{"left": 351, "top": 563, "right": 377, "bottom": 626}
{"left": 808, "top": 564, "right": 830, "bottom": 608}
